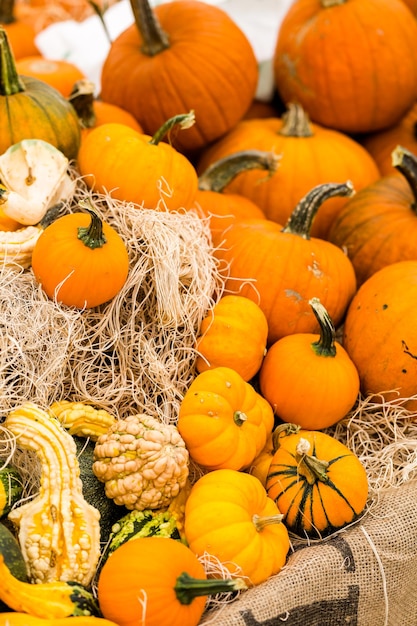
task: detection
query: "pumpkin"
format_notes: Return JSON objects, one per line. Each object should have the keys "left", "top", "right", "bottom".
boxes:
{"left": 195, "top": 294, "right": 269, "bottom": 381}
{"left": 195, "top": 150, "right": 276, "bottom": 246}
{"left": 68, "top": 79, "right": 143, "bottom": 138}
{"left": 0, "top": 466, "right": 22, "bottom": 518}
{"left": 100, "top": 0, "right": 258, "bottom": 154}
{"left": 0, "top": 616, "right": 119, "bottom": 626}
{"left": 361, "top": 102, "right": 417, "bottom": 177}
{"left": 97, "top": 536, "right": 246, "bottom": 626}
{"left": 0, "top": 27, "right": 80, "bottom": 160}
{"left": 76, "top": 115, "right": 199, "bottom": 211}
{"left": 197, "top": 103, "right": 380, "bottom": 239}
{"left": 259, "top": 298, "right": 360, "bottom": 430}
{"left": 329, "top": 145, "right": 417, "bottom": 287}
{"left": 4, "top": 402, "right": 101, "bottom": 585}
{"left": 266, "top": 428, "right": 369, "bottom": 538}
{"left": 0, "top": 0, "right": 39, "bottom": 59}
{"left": 343, "top": 260, "right": 417, "bottom": 411}
{"left": 401, "top": 0, "right": 417, "bottom": 12}
{"left": 177, "top": 366, "right": 274, "bottom": 471}
{"left": 184, "top": 468, "right": 290, "bottom": 586}
{"left": 31, "top": 200, "right": 130, "bottom": 309}
{"left": 214, "top": 181, "right": 357, "bottom": 345}
{"left": 248, "top": 423, "right": 301, "bottom": 487}
{"left": 273, "top": 0, "right": 417, "bottom": 134}
{"left": 15, "top": 56, "right": 85, "bottom": 97}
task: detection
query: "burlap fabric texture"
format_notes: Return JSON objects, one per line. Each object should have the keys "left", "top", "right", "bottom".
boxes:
{"left": 200, "top": 480, "right": 417, "bottom": 626}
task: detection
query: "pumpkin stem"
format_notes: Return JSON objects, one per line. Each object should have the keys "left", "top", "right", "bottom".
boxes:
{"left": 252, "top": 513, "right": 284, "bottom": 531}
{"left": 0, "top": 0, "right": 15, "bottom": 24}
{"left": 282, "top": 181, "right": 355, "bottom": 239}
{"left": 87, "top": 0, "right": 112, "bottom": 44}
{"left": 279, "top": 103, "right": 314, "bottom": 138}
{"left": 309, "top": 297, "right": 336, "bottom": 357}
{"left": 271, "top": 423, "right": 301, "bottom": 453}
{"left": 321, "top": 0, "right": 345, "bottom": 6}
{"left": 198, "top": 150, "right": 280, "bottom": 193}
{"left": 68, "top": 79, "right": 97, "bottom": 129}
{"left": 233, "top": 411, "right": 248, "bottom": 426}
{"left": 130, "top": 0, "right": 170, "bottom": 56}
{"left": 77, "top": 200, "right": 107, "bottom": 249}
{"left": 392, "top": 145, "right": 417, "bottom": 213}
{"left": 0, "top": 26, "right": 25, "bottom": 95}
{"left": 174, "top": 572, "right": 247, "bottom": 605}
{"left": 296, "top": 438, "right": 329, "bottom": 485}
{"left": 150, "top": 111, "right": 195, "bottom": 146}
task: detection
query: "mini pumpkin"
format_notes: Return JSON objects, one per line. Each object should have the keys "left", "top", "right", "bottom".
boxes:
{"left": 15, "top": 56, "right": 85, "bottom": 97}
{"left": 266, "top": 428, "right": 369, "bottom": 538}
{"left": 259, "top": 297, "right": 360, "bottom": 430}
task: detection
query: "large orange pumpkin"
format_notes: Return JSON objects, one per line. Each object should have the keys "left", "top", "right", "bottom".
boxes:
{"left": 197, "top": 104, "right": 380, "bottom": 239}
{"left": 100, "top": 0, "right": 258, "bottom": 154}
{"left": 273, "top": 0, "right": 417, "bottom": 134}
{"left": 214, "top": 181, "right": 357, "bottom": 345}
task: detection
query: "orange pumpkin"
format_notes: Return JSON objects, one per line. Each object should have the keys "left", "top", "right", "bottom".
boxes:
{"left": 76, "top": 116, "right": 198, "bottom": 211}
{"left": 184, "top": 469, "right": 290, "bottom": 586}
{"left": 100, "top": 0, "right": 258, "bottom": 154}
{"left": 259, "top": 298, "right": 360, "bottom": 430}
{"left": 177, "top": 366, "right": 274, "bottom": 471}
{"left": 329, "top": 145, "right": 417, "bottom": 287}
{"left": 0, "top": 0, "right": 39, "bottom": 59}
{"left": 266, "top": 428, "right": 369, "bottom": 538}
{"left": 31, "top": 203, "right": 130, "bottom": 309}
{"left": 195, "top": 294, "right": 268, "bottom": 381}
{"left": 98, "top": 537, "right": 246, "bottom": 626}
{"left": 15, "top": 56, "right": 85, "bottom": 97}
{"left": 197, "top": 104, "right": 380, "bottom": 239}
{"left": 214, "top": 182, "right": 357, "bottom": 345}
{"left": 343, "top": 260, "right": 417, "bottom": 411}
{"left": 273, "top": 0, "right": 417, "bottom": 134}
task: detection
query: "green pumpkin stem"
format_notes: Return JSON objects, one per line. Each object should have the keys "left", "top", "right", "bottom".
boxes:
{"left": 309, "top": 297, "right": 336, "bottom": 357}
{"left": 392, "top": 145, "right": 417, "bottom": 213}
{"left": 253, "top": 513, "right": 284, "bottom": 531}
{"left": 198, "top": 150, "right": 280, "bottom": 193}
{"left": 150, "top": 111, "right": 195, "bottom": 145}
{"left": 130, "top": 0, "right": 170, "bottom": 56}
{"left": 68, "top": 79, "right": 97, "bottom": 129}
{"left": 174, "top": 572, "right": 247, "bottom": 605}
{"left": 77, "top": 200, "right": 107, "bottom": 249}
{"left": 233, "top": 411, "right": 248, "bottom": 427}
{"left": 282, "top": 181, "right": 354, "bottom": 239}
{"left": 0, "top": 0, "right": 15, "bottom": 24}
{"left": 296, "top": 438, "right": 329, "bottom": 485}
{"left": 279, "top": 103, "right": 313, "bottom": 138}
{"left": 0, "top": 26, "right": 25, "bottom": 96}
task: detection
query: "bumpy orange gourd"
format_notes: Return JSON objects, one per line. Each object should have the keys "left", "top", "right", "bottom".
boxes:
{"left": 195, "top": 295, "right": 269, "bottom": 381}
{"left": 76, "top": 115, "right": 198, "bottom": 211}
{"left": 197, "top": 104, "right": 380, "bottom": 239}
{"left": 259, "top": 298, "right": 360, "bottom": 430}
{"left": 31, "top": 203, "right": 129, "bottom": 309}
{"left": 343, "top": 260, "right": 417, "bottom": 411}
{"left": 266, "top": 428, "right": 369, "bottom": 538}
{"left": 100, "top": 0, "right": 258, "bottom": 154}
{"left": 184, "top": 469, "right": 290, "bottom": 586}
{"left": 97, "top": 537, "right": 246, "bottom": 626}
{"left": 329, "top": 146, "right": 417, "bottom": 287}
{"left": 177, "top": 366, "right": 274, "bottom": 471}
{"left": 214, "top": 182, "right": 357, "bottom": 345}
{"left": 273, "top": 0, "right": 417, "bottom": 134}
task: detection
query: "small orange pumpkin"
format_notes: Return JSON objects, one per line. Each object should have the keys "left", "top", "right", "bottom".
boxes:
{"left": 195, "top": 295, "right": 269, "bottom": 381}
{"left": 184, "top": 468, "right": 290, "bottom": 586}
{"left": 177, "top": 366, "right": 274, "bottom": 471}
{"left": 15, "top": 56, "right": 85, "bottom": 97}
{"left": 97, "top": 537, "right": 246, "bottom": 626}
{"left": 31, "top": 202, "right": 129, "bottom": 309}
{"left": 259, "top": 297, "right": 360, "bottom": 430}
{"left": 266, "top": 428, "right": 369, "bottom": 538}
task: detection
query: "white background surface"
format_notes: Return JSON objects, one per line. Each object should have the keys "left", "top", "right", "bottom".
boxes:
{"left": 35, "top": 0, "right": 295, "bottom": 100}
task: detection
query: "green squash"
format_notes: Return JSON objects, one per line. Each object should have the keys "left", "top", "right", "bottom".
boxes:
{"left": 0, "top": 467, "right": 23, "bottom": 518}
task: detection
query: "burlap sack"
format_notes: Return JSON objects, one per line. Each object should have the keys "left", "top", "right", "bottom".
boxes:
{"left": 200, "top": 480, "right": 417, "bottom": 626}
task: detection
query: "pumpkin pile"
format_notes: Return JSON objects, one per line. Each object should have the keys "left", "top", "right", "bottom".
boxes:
{"left": 1, "top": 0, "right": 417, "bottom": 625}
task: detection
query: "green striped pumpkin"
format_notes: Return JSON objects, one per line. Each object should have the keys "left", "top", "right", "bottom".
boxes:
{"left": 0, "top": 467, "right": 23, "bottom": 519}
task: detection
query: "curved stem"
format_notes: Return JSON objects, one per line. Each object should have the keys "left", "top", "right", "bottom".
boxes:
{"left": 150, "top": 111, "right": 195, "bottom": 145}
{"left": 271, "top": 423, "right": 300, "bottom": 453}
{"left": 198, "top": 150, "right": 280, "bottom": 193}
{"left": 174, "top": 572, "right": 247, "bottom": 605}
{"left": 77, "top": 200, "right": 107, "bottom": 249}
{"left": 130, "top": 0, "right": 170, "bottom": 56}
{"left": 279, "top": 103, "right": 313, "bottom": 138}
{"left": 295, "top": 438, "right": 329, "bottom": 485}
{"left": 392, "top": 145, "right": 417, "bottom": 214}
{"left": 68, "top": 79, "right": 97, "bottom": 129}
{"left": 282, "top": 181, "right": 354, "bottom": 239}
{"left": 0, "top": 27, "right": 25, "bottom": 96}
{"left": 309, "top": 297, "right": 336, "bottom": 357}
